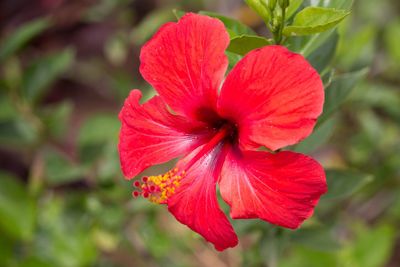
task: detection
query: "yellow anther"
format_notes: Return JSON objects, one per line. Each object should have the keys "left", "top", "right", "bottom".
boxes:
{"left": 132, "top": 167, "right": 186, "bottom": 204}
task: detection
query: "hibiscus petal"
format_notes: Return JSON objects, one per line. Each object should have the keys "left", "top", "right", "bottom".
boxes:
{"left": 219, "top": 149, "right": 327, "bottom": 229}
{"left": 118, "top": 90, "right": 209, "bottom": 179}
{"left": 140, "top": 13, "right": 230, "bottom": 121}
{"left": 167, "top": 144, "right": 238, "bottom": 251}
{"left": 218, "top": 45, "right": 324, "bottom": 151}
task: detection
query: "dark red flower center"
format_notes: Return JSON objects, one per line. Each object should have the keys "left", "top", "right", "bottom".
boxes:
{"left": 196, "top": 107, "right": 239, "bottom": 145}
{"left": 132, "top": 110, "right": 239, "bottom": 204}
{"left": 212, "top": 119, "right": 238, "bottom": 145}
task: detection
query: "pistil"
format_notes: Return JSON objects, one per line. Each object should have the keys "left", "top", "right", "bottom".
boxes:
{"left": 184, "top": 124, "right": 231, "bottom": 170}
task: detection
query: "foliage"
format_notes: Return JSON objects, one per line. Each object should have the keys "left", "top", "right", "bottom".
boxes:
{"left": 0, "top": 0, "right": 399, "bottom": 266}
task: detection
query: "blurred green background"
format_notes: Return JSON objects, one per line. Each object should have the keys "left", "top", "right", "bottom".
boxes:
{"left": 0, "top": 0, "right": 399, "bottom": 266}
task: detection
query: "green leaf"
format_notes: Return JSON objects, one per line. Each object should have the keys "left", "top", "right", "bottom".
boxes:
{"left": 174, "top": 10, "right": 255, "bottom": 38}
{"left": 336, "top": 23, "right": 377, "bottom": 69}
{"left": 111, "top": 71, "right": 134, "bottom": 101}
{"left": 384, "top": 20, "right": 400, "bottom": 63}
{"left": 357, "top": 109, "right": 384, "bottom": 143}
{"left": 172, "top": 9, "right": 185, "bottom": 20}
{"left": 352, "top": 82, "right": 400, "bottom": 122}
{"left": 199, "top": 11, "right": 256, "bottom": 37}
{"left": 0, "top": 171, "right": 36, "bottom": 240}
{"left": 19, "top": 258, "right": 54, "bottom": 267}
{"left": 291, "top": 227, "right": 341, "bottom": 251}
{"left": 318, "top": 68, "right": 368, "bottom": 124}
{"left": 293, "top": 117, "right": 336, "bottom": 153}
{"left": 22, "top": 48, "right": 74, "bottom": 104}
{"left": 344, "top": 224, "right": 396, "bottom": 267}
{"left": 44, "top": 149, "right": 87, "bottom": 186}
{"left": 226, "top": 51, "right": 242, "bottom": 71}
{"left": 0, "top": 117, "right": 40, "bottom": 147}
{"left": 104, "top": 34, "right": 128, "bottom": 66}
{"left": 287, "top": 28, "right": 336, "bottom": 56}
{"left": 322, "top": 169, "right": 373, "bottom": 200}
{"left": 322, "top": 69, "right": 335, "bottom": 87}
{"left": 227, "top": 35, "right": 272, "bottom": 55}
{"left": 307, "top": 30, "right": 338, "bottom": 73}
{"left": 0, "top": 233, "right": 14, "bottom": 266}
{"left": 78, "top": 114, "right": 119, "bottom": 145}
{"left": 2, "top": 57, "right": 22, "bottom": 89}
{"left": 283, "top": 7, "right": 349, "bottom": 36}
{"left": 95, "top": 143, "right": 120, "bottom": 182}
{"left": 286, "top": 0, "right": 304, "bottom": 19}
{"left": 319, "top": 0, "right": 354, "bottom": 10}
{"left": 35, "top": 197, "right": 98, "bottom": 267}
{"left": 0, "top": 91, "right": 17, "bottom": 120}
{"left": 280, "top": 246, "right": 338, "bottom": 267}
{"left": 40, "top": 101, "right": 73, "bottom": 139}
{"left": 244, "top": 0, "right": 270, "bottom": 23}
{"left": 78, "top": 114, "right": 119, "bottom": 164}
{"left": 389, "top": 194, "right": 400, "bottom": 222}
{"left": 0, "top": 18, "right": 51, "bottom": 62}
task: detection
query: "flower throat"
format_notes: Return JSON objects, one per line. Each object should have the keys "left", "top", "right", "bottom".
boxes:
{"left": 132, "top": 123, "right": 236, "bottom": 204}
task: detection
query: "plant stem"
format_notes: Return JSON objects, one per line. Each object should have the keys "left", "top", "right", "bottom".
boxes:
{"left": 275, "top": 3, "right": 287, "bottom": 44}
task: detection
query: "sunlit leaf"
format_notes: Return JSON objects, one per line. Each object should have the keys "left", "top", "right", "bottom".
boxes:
{"left": 283, "top": 7, "right": 349, "bottom": 36}
{"left": 317, "top": 0, "right": 353, "bottom": 10}
{"left": 35, "top": 196, "right": 98, "bottom": 267}
{"left": 199, "top": 11, "right": 256, "bottom": 37}
{"left": 0, "top": 171, "right": 35, "bottom": 240}
{"left": 227, "top": 35, "right": 272, "bottom": 55}
{"left": 280, "top": 246, "right": 337, "bottom": 267}
{"left": 384, "top": 20, "right": 400, "bottom": 63}
{"left": 18, "top": 257, "right": 54, "bottom": 267}
{"left": 173, "top": 10, "right": 255, "bottom": 38}
{"left": 286, "top": 0, "right": 304, "bottom": 19}
{"left": 292, "top": 0, "right": 353, "bottom": 56}
{"left": 336, "top": 23, "right": 377, "bottom": 69}
{"left": 344, "top": 223, "right": 396, "bottom": 267}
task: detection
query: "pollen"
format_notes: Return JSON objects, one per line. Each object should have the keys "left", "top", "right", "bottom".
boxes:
{"left": 132, "top": 168, "right": 185, "bottom": 204}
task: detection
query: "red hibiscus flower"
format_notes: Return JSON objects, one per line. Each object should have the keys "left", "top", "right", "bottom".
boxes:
{"left": 118, "top": 13, "right": 327, "bottom": 251}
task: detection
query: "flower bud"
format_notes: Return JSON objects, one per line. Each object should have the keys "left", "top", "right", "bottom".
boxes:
{"left": 268, "top": 0, "right": 277, "bottom": 11}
